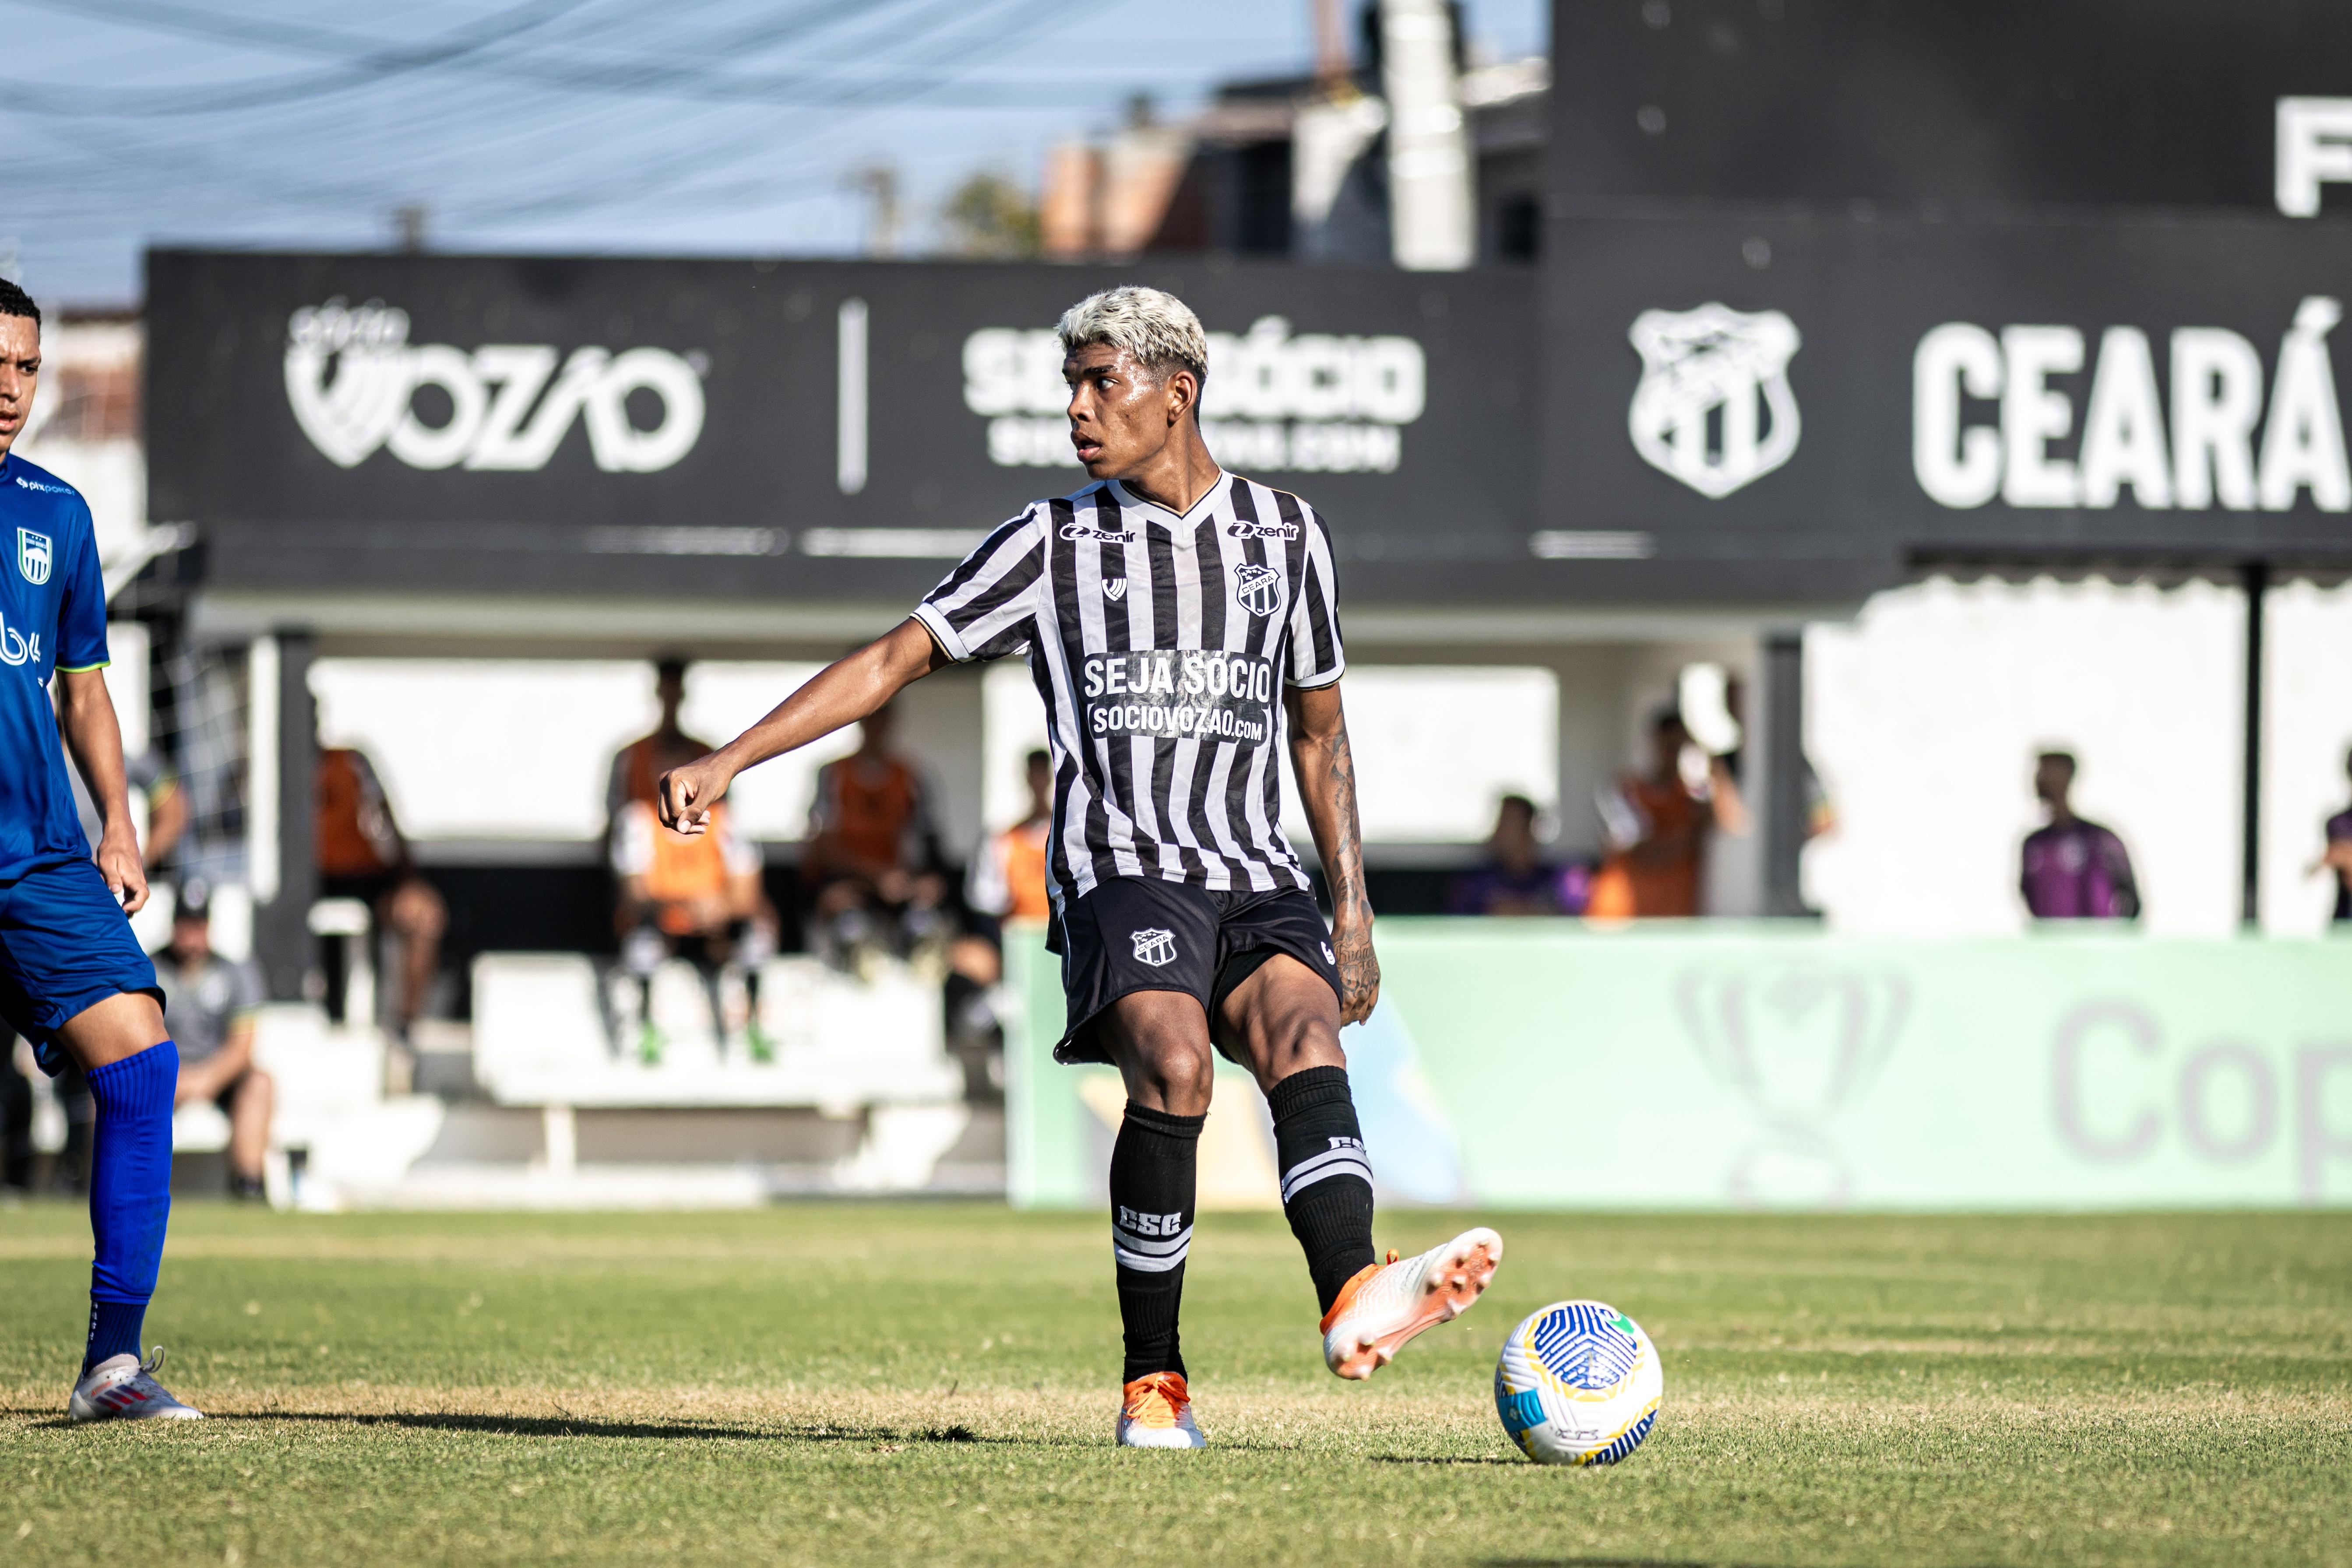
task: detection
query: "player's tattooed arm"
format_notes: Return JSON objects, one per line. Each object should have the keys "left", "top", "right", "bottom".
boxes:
{"left": 1287, "top": 682, "right": 1379, "bottom": 1025}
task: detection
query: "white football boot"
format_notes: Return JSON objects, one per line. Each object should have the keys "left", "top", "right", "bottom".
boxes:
{"left": 1116, "top": 1372, "right": 1206, "bottom": 1448}
{"left": 70, "top": 1347, "right": 205, "bottom": 1423}
{"left": 1320, "top": 1227, "right": 1504, "bottom": 1381}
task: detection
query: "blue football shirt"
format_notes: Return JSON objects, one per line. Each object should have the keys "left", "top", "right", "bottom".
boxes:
{"left": 0, "top": 450, "right": 110, "bottom": 879}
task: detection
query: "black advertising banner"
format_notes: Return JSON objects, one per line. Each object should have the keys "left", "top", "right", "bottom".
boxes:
{"left": 145, "top": 251, "right": 1538, "bottom": 605}
{"left": 1543, "top": 211, "right": 2352, "bottom": 597}
{"left": 151, "top": 226, "right": 2352, "bottom": 612}
{"left": 1550, "top": 0, "right": 2352, "bottom": 213}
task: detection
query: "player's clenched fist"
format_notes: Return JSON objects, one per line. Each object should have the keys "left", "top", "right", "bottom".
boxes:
{"left": 1331, "top": 916, "right": 1380, "bottom": 1026}
{"left": 656, "top": 754, "right": 733, "bottom": 834}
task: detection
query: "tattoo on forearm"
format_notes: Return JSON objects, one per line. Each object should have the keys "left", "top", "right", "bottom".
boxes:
{"left": 1317, "top": 725, "right": 1380, "bottom": 1017}
{"left": 1323, "top": 726, "right": 1364, "bottom": 908}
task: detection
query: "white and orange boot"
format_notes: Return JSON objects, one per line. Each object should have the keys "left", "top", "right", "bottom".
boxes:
{"left": 1116, "top": 1371, "right": 1206, "bottom": 1448}
{"left": 1320, "top": 1227, "right": 1503, "bottom": 1380}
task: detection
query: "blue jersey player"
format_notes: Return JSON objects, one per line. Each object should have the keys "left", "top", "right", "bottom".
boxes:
{"left": 0, "top": 279, "right": 200, "bottom": 1421}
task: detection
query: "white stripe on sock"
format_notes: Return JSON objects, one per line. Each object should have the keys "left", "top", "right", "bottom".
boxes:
{"left": 1113, "top": 1238, "right": 1191, "bottom": 1272}
{"left": 1111, "top": 1223, "right": 1194, "bottom": 1258}
{"left": 1279, "top": 1148, "right": 1375, "bottom": 1205}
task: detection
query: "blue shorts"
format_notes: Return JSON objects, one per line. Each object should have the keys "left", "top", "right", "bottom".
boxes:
{"left": 0, "top": 856, "right": 163, "bottom": 1075}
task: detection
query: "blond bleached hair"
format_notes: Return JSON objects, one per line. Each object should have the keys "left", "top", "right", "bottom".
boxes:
{"left": 1055, "top": 286, "right": 1209, "bottom": 389}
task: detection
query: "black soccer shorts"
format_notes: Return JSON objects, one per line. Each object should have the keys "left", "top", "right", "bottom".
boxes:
{"left": 1050, "top": 876, "right": 1343, "bottom": 1066}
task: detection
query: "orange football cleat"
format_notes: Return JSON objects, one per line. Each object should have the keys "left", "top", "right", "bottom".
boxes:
{"left": 1320, "top": 1227, "right": 1504, "bottom": 1380}
{"left": 1116, "top": 1371, "right": 1206, "bottom": 1448}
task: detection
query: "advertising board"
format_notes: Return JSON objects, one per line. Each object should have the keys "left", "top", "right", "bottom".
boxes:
{"left": 146, "top": 251, "right": 1539, "bottom": 606}
{"left": 1549, "top": 0, "right": 2352, "bottom": 212}
{"left": 151, "top": 220, "right": 2352, "bottom": 613}
{"left": 1007, "top": 921, "right": 2352, "bottom": 1211}
{"left": 1544, "top": 213, "right": 2352, "bottom": 597}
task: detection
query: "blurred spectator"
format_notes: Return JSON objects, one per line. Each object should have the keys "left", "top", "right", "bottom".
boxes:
{"left": 607, "top": 656, "right": 712, "bottom": 824}
{"left": 805, "top": 703, "right": 937, "bottom": 896}
{"left": 937, "top": 749, "right": 1056, "bottom": 1104}
{"left": 1712, "top": 672, "right": 1837, "bottom": 843}
{"left": 968, "top": 748, "right": 1054, "bottom": 926}
{"left": 0, "top": 1028, "right": 29, "bottom": 1193}
{"left": 1588, "top": 710, "right": 1714, "bottom": 918}
{"left": 1448, "top": 795, "right": 1591, "bottom": 915}
{"left": 803, "top": 704, "right": 949, "bottom": 971}
{"left": 2021, "top": 751, "right": 2140, "bottom": 920}
{"left": 317, "top": 744, "right": 448, "bottom": 1038}
{"left": 158, "top": 884, "right": 272, "bottom": 1200}
{"left": 2311, "top": 746, "right": 2352, "bottom": 924}
{"left": 610, "top": 794, "right": 778, "bottom": 1063}
{"left": 1687, "top": 668, "right": 1753, "bottom": 840}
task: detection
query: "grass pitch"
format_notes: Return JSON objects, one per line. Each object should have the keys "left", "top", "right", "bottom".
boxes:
{"left": 2, "top": 1205, "right": 2347, "bottom": 1566}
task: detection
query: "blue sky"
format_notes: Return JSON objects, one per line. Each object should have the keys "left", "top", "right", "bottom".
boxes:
{"left": 1, "top": 0, "right": 1547, "bottom": 306}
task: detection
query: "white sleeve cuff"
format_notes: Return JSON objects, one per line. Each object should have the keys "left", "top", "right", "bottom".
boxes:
{"left": 912, "top": 603, "right": 972, "bottom": 662}
{"left": 1288, "top": 659, "right": 1346, "bottom": 691}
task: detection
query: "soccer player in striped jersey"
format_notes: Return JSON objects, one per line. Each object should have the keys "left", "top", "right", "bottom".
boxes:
{"left": 660, "top": 286, "right": 1500, "bottom": 1448}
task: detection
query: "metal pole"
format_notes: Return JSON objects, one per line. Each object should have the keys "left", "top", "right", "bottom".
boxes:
{"left": 1763, "top": 630, "right": 1812, "bottom": 917}
{"left": 1380, "top": 0, "right": 1474, "bottom": 270}
{"left": 253, "top": 629, "right": 318, "bottom": 1001}
{"left": 2242, "top": 561, "right": 2268, "bottom": 928}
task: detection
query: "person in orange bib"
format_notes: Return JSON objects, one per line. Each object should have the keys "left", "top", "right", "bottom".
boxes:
{"left": 606, "top": 658, "right": 711, "bottom": 830}
{"left": 315, "top": 745, "right": 447, "bottom": 1039}
{"left": 1586, "top": 709, "right": 1715, "bottom": 920}
{"left": 967, "top": 748, "right": 1054, "bottom": 925}
{"left": 609, "top": 795, "right": 775, "bottom": 1064}
{"left": 802, "top": 703, "right": 947, "bottom": 970}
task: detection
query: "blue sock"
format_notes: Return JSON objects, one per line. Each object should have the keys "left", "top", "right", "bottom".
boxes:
{"left": 82, "top": 1040, "right": 177, "bottom": 1374}
{"left": 86, "top": 1300, "right": 146, "bottom": 1370}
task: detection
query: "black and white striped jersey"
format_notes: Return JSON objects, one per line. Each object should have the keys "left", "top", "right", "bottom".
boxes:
{"left": 913, "top": 472, "right": 1346, "bottom": 903}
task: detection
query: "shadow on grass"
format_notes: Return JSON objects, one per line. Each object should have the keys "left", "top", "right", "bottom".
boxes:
{"left": 238, "top": 1411, "right": 1013, "bottom": 1445}
{"left": 4, "top": 1406, "right": 1008, "bottom": 1447}
{"left": 1486, "top": 1561, "right": 2006, "bottom": 1568}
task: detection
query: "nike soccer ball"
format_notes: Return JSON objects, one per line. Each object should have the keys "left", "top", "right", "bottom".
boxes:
{"left": 1493, "top": 1299, "right": 1663, "bottom": 1465}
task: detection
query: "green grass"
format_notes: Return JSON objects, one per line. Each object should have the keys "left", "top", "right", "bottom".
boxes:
{"left": 2, "top": 1204, "right": 2348, "bottom": 1566}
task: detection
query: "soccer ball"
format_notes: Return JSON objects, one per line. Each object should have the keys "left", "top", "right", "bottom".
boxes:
{"left": 1493, "top": 1299, "right": 1663, "bottom": 1465}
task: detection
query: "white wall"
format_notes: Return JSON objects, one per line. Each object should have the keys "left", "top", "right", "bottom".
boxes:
{"left": 310, "top": 659, "right": 838, "bottom": 843}
{"left": 982, "top": 660, "right": 1560, "bottom": 845}
{"left": 1805, "top": 578, "right": 2246, "bottom": 937}
{"left": 308, "top": 657, "right": 985, "bottom": 856}
{"left": 676, "top": 662, "right": 841, "bottom": 839}
{"left": 1549, "top": 644, "right": 1634, "bottom": 858}
{"left": 1299, "top": 666, "right": 1558, "bottom": 844}
{"left": 887, "top": 664, "right": 986, "bottom": 859}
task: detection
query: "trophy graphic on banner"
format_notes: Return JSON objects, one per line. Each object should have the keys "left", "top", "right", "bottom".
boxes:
{"left": 1677, "top": 961, "right": 1908, "bottom": 1208}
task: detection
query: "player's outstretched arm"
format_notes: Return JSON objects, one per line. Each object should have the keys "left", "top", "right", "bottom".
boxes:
{"left": 56, "top": 667, "right": 148, "bottom": 913}
{"left": 659, "top": 618, "right": 949, "bottom": 833}
{"left": 1287, "top": 681, "right": 1379, "bottom": 1025}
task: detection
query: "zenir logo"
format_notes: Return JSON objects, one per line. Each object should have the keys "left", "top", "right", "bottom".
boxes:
{"left": 1227, "top": 519, "right": 1298, "bottom": 541}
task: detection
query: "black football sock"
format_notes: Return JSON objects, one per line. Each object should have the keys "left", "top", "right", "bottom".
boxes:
{"left": 1109, "top": 1101, "right": 1203, "bottom": 1384}
{"left": 1268, "top": 1064, "right": 1379, "bottom": 1315}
